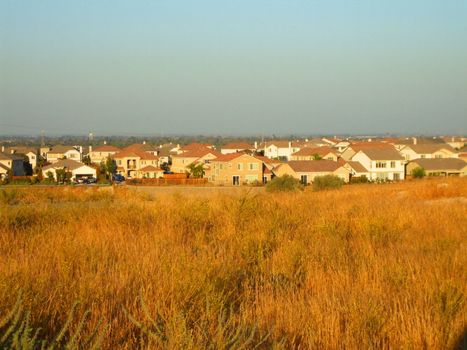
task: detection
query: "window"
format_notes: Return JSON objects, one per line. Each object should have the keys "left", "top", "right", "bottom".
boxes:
{"left": 377, "top": 173, "right": 388, "bottom": 180}
{"left": 237, "top": 163, "right": 243, "bottom": 170}
{"left": 248, "top": 163, "right": 259, "bottom": 170}
{"left": 435, "top": 154, "right": 442, "bottom": 159}
{"left": 300, "top": 175, "right": 308, "bottom": 185}
{"left": 245, "top": 175, "right": 257, "bottom": 183}
{"left": 421, "top": 155, "right": 426, "bottom": 158}
{"left": 390, "top": 161, "right": 396, "bottom": 168}
{"left": 393, "top": 173, "right": 401, "bottom": 181}
{"left": 232, "top": 176, "right": 240, "bottom": 186}
{"left": 375, "top": 162, "right": 386, "bottom": 168}
{"left": 263, "top": 176, "right": 268, "bottom": 184}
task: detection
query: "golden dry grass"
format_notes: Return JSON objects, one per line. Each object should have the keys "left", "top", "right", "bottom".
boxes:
{"left": 0, "top": 178, "right": 466, "bottom": 349}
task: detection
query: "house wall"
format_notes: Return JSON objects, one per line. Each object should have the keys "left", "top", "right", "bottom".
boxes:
{"left": 90, "top": 151, "right": 118, "bottom": 164}
{"left": 352, "top": 152, "right": 405, "bottom": 181}
{"left": 264, "top": 145, "right": 294, "bottom": 160}
{"left": 209, "top": 155, "right": 263, "bottom": 185}
{"left": 42, "top": 166, "right": 96, "bottom": 181}
{"left": 400, "top": 147, "right": 457, "bottom": 161}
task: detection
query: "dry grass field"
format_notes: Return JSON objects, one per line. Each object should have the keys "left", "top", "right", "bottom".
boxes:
{"left": 0, "top": 178, "right": 466, "bottom": 349}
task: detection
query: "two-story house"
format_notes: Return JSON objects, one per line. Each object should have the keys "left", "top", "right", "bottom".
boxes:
{"left": 113, "top": 150, "right": 160, "bottom": 179}
{"left": 290, "top": 146, "right": 338, "bottom": 161}
{"left": 351, "top": 149, "right": 405, "bottom": 181}
{"left": 399, "top": 144, "right": 458, "bottom": 161}
{"left": 46, "top": 145, "right": 81, "bottom": 163}
{"left": 89, "top": 145, "right": 121, "bottom": 164}
{"left": 220, "top": 142, "right": 254, "bottom": 155}
{"left": 2, "top": 146, "right": 38, "bottom": 170}
{"left": 171, "top": 149, "right": 221, "bottom": 174}
{"left": 207, "top": 153, "right": 265, "bottom": 185}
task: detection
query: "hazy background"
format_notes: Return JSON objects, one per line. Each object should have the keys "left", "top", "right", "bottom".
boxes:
{"left": 1, "top": 0, "right": 466, "bottom": 136}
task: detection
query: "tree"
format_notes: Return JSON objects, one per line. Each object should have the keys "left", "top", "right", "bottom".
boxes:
{"left": 266, "top": 175, "right": 304, "bottom": 193}
{"left": 160, "top": 162, "right": 170, "bottom": 172}
{"left": 55, "top": 168, "right": 67, "bottom": 184}
{"left": 104, "top": 156, "right": 116, "bottom": 179}
{"left": 412, "top": 166, "right": 426, "bottom": 179}
{"left": 187, "top": 162, "right": 205, "bottom": 178}
{"left": 82, "top": 154, "right": 92, "bottom": 165}
{"left": 312, "top": 153, "right": 322, "bottom": 160}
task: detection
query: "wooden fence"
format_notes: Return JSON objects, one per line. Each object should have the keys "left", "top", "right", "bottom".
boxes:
{"left": 130, "top": 178, "right": 208, "bottom": 186}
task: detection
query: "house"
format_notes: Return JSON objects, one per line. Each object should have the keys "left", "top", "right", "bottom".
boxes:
{"left": 399, "top": 144, "right": 458, "bottom": 161}
{"left": 442, "top": 136, "right": 466, "bottom": 150}
{"left": 89, "top": 145, "right": 121, "bottom": 164}
{"left": 177, "top": 143, "right": 215, "bottom": 154}
{"left": 140, "top": 165, "right": 164, "bottom": 179}
{"left": 340, "top": 142, "right": 396, "bottom": 161}
{"left": 406, "top": 158, "right": 467, "bottom": 177}
{"left": 113, "top": 150, "right": 160, "bottom": 179}
{"left": 207, "top": 153, "right": 265, "bottom": 185}
{"left": 220, "top": 142, "right": 254, "bottom": 155}
{"left": 342, "top": 161, "right": 370, "bottom": 180}
{"left": 46, "top": 145, "right": 81, "bottom": 163}
{"left": 124, "top": 143, "right": 159, "bottom": 156}
{"left": 2, "top": 146, "right": 38, "bottom": 169}
{"left": 290, "top": 146, "right": 338, "bottom": 161}
{"left": 261, "top": 141, "right": 305, "bottom": 160}
{"left": 351, "top": 149, "right": 405, "bottom": 181}
{"left": 321, "top": 137, "right": 350, "bottom": 152}
{"left": 171, "top": 149, "right": 221, "bottom": 174}
{"left": 273, "top": 160, "right": 351, "bottom": 184}
{"left": 157, "top": 143, "right": 180, "bottom": 165}
{"left": 42, "top": 159, "right": 96, "bottom": 181}
{"left": 0, "top": 152, "right": 28, "bottom": 177}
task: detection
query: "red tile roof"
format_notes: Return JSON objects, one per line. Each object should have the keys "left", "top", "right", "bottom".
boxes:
{"left": 93, "top": 145, "right": 121, "bottom": 152}
{"left": 292, "top": 146, "right": 336, "bottom": 157}
{"left": 140, "top": 165, "right": 162, "bottom": 172}
{"left": 221, "top": 142, "right": 253, "bottom": 150}
{"left": 287, "top": 160, "right": 342, "bottom": 172}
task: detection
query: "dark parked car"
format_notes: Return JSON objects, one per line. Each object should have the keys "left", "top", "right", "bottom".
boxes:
{"left": 112, "top": 174, "right": 125, "bottom": 182}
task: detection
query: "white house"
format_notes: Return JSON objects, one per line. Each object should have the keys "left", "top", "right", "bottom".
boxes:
{"left": 42, "top": 159, "right": 96, "bottom": 181}
{"left": 351, "top": 149, "right": 405, "bottom": 181}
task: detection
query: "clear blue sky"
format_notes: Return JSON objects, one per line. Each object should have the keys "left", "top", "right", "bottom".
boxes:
{"left": 1, "top": 0, "right": 466, "bottom": 136}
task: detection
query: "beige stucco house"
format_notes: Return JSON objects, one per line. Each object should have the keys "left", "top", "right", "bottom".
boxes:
{"left": 171, "top": 149, "right": 220, "bottom": 174}
{"left": 207, "top": 153, "right": 265, "bottom": 185}
{"left": 42, "top": 159, "right": 96, "bottom": 181}
{"left": 351, "top": 149, "right": 405, "bottom": 181}
{"left": 2, "top": 146, "right": 38, "bottom": 169}
{"left": 340, "top": 142, "right": 396, "bottom": 161}
{"left": 406, "top": 158, "right": 467, "bottom": 177}
{"left": 290, "top": 146, "right": 338, "bottom": 161}
{"left": 89, "top": 145, "right": 121, "bottom": 164}
{"left": 273, "top": 160, "right": 350, "bottom": 184}
{"left": 46, "top": 145, "right": 81, "bottom": 163}
{"left": 342, "top": 161, "right": 370, "bottom": 179}
{"left": 220, "top": 142, "right": 254, "bottom": 155}
{"left": 113, "top": 149, "right": 160, "bottom": 179}
{"left": 399, "top": 144, "right": 458, "bottom": 161}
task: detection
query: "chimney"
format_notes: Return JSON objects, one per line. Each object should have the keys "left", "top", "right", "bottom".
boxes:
{"left": 288, "top": 141, "right": 292, "bottom": 150}
{"left": 1, "top": 146, "right": 4, "bottom": 152}
{"left": 104, "top": 140, "right": 107, "bottom": 145}
{"left": 89, "top": 145, "right": 93, "bottom": 154}
{"left": 413, "top": 137, "right": 417, "bottom": 145}
{"left": 254, "top": 141, "right": 258, "bottom": 149}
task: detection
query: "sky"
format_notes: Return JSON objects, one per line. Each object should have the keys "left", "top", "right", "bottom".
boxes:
{"left": 1, "top": 0, "right": 466, "bottom": 136}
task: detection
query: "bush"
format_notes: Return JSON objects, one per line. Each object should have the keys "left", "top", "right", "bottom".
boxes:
{"left": 266, "top": 175, "right": 303, "bottom": 193}
{"left": 412, "top": 167, "right": 426, "bottom": 178}
{"left": 350, "top": 175, "right": 369, "bottom": 184}
{"left": 312, "top": 175, "right": 344, "bottom": 191}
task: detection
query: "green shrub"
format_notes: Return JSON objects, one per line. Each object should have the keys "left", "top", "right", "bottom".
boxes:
{"left": 412, "top": 167, "right": 426, "bottom": 178}
{"left": 266, "top": 175, "right": 303, "bottom": 193}
{"left": 350, "top": 175, "right": 369, "bottom": 184}
{"left": 312, "top": 175, "right": 344, "bottom": 191}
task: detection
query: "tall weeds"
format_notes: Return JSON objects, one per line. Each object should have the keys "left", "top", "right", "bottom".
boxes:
{"left": 0, "top": 178, "right": 466, "bottom": 349}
